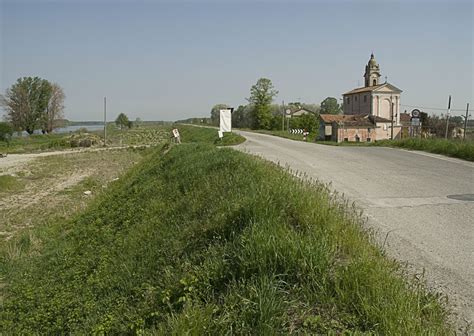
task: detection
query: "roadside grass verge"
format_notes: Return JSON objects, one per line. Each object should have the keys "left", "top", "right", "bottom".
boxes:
{"left": 0, "top": 143, "right": 451, "bottom": 334}
{"left": 178, "top": 124, "right": 246, "bottom": 145}
{"left": 372, "top": 138, "right": 474, "bottom": 161}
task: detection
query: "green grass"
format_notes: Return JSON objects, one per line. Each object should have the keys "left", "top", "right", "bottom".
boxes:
{"left": 178, "top": 124, "right": 246, "bottom": 146}
{"left": 373, "top": 138, "right": 474, "bottom": 161}
{"left": 0, "top": 175, "right": 24, "bottom": 192}
{"left": 0, "top": 143, "right": 451, "bottom": 334}
{"left": 0, "top": 133, "right": 71, "bottom": 154}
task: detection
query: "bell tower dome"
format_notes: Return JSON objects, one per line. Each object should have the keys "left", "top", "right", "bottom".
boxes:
{"left": 364, "top": 53, "right": 381, "bottom": 87}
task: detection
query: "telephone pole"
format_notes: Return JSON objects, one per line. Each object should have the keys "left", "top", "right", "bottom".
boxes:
{"left": 444, "top": 95, "right": 451, "bottom": 139}
{"left": 462, "top": 103, "right": 470, "bottom": 140}
{"left": 103, "top": 97, "right": 107, "bottom": 147}
{"left": 390, "top": 96, "right": 394, "bottom": 140}
{"left": 282, "top": 100, "right": 285, "bottom": 131}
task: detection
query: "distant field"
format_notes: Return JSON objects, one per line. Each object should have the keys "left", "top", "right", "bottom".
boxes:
{"left": 0, "top": 142, "right": 450, "bottom": 334}
{"left": 0, "top": 123, "right": 169, "bottom": 154}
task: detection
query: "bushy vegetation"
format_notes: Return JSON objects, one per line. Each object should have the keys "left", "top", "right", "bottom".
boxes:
{"left": 374, "top": 138, "right": 474, "bottom": 161}
{"left": 0, "top": 122, "right": 14, "bottom": 144}
{"left": 0, "top": 143, "right": 450, "bottom": 334}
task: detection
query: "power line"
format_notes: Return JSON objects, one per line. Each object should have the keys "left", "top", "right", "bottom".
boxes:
{"left": 401, "top": 104, "right": 467, "bottom": 112}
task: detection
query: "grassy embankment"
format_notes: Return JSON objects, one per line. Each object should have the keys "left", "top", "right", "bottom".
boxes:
{"left": 373, "top": 138, "right": 474, "bottom": 161}
{"left": 0, "top": 128, "right": 450, "bottom": 334}
{"left": 177, "top": 124, "right": 246, "bottom": 146}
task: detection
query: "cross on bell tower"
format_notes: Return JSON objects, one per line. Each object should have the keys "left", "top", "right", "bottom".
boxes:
{"left": 364, "top": 53, "right": 381, "bottom": 87}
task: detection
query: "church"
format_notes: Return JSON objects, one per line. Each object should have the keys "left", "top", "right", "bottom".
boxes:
{"left": 343, "top": 53, "right": 402, "bottom": 124}
{"left": 319, "top": 54, "right": 404, "bottom": 142}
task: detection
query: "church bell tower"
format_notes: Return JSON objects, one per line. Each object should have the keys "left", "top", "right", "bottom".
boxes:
{"left": 364, "top": 53, "right": 381, "bottom": 87}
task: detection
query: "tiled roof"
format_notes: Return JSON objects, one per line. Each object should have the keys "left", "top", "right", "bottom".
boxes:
{"left": 399, "top": 113, "right": 411, "bottom": 122}
{"left": 320, "top": 114, "right": 392, "bottom": 127}
{"left": 342, "top": 120, "right": 374, "bottom": 127}
{"left": 369, "top": 115, "right": 391, "bottom": 123}
{"left": 319, "top": 114, "right": 349, "bottom": 122}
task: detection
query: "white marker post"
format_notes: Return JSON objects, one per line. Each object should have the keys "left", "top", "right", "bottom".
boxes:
{"left": 219, "top": 108, "right": 233, "bottom": 139}
{"left": 172, "top": 128, "right": 181, "bottom": 143}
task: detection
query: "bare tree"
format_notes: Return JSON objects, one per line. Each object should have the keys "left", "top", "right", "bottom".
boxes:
{"left": 42, "top": 83, "right": 65, "bottom": 133}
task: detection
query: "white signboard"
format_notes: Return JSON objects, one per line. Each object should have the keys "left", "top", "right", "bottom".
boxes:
{"left": 219, "top": 109, "right": 232, "bottom": 132}
{"left": 411, "top": 118, "right": 420, "bottom": 126}
{"left": 172, "top": 128, "right": 180, "bottom": 138}
{"left": 218, "top": 130, "right": 224, "bottom": 138}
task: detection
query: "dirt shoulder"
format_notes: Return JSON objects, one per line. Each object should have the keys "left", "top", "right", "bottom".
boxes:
{"left": 0, "top": 147, "right": 146, "bottom": 240}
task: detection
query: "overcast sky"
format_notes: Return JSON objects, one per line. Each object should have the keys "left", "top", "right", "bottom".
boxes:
{"left": 1, "top": 0, "right": 472, "bottom": 121}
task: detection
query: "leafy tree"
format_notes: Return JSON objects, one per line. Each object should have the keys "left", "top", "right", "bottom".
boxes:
{"left": 289, "top": 113, "right": 318, "bottom": 132}
{"left": 0, "top": 122, "right": 13, "bottom": 144}
{"left": 115, "top": 113, "right": 131, "bottom": 129}
{"left": 423, "top": 114, "right": 458, "bottom": 138}
{"left": 247, "top": 78, "right": 278, "bottom": 129}
{"left": 135, "top": 117, "right": 142, "bottom": 128}
{"left": 320, "top": 97, "right": 341, "bottom": 115}
{"left": 1, "top": 77, "right": 52, "bottom": 134}
{"left": 210, "top": 104, "right": 230, "bottom": 126}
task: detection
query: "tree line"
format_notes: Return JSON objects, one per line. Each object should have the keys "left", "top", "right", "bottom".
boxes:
{"left": 210, "top": 78, "right": 342, "bottom": 132}
{"left": 1, "top": 77, "right": 65, "bottom": 134}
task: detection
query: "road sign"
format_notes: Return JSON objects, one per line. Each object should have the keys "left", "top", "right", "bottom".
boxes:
{"left": 286, "top": 109, "right": 291, "bottom": 115}
{"left": 289, "top": 128, "right": 304, "bottom": 134}
{"left": 411, "top": 109, "right": 421, "bottom": 118}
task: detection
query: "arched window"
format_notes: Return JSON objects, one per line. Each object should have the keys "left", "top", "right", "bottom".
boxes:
{"left": 373, "top": 79, "right": 377, "bottom": 86}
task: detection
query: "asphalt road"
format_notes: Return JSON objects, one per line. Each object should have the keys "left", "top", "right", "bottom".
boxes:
{"left": 234, "top": 131, "right": 474, "bottom": 330}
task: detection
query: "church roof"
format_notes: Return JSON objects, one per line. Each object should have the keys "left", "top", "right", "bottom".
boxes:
{"left": 343, "top": 82, "right": 402, "bottom": 95}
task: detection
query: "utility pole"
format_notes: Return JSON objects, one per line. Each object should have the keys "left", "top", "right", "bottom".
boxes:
{"left": 445, "top": 95, "right": 451, "bottom": 139}
{"left": 390, "top": 96, "right": 394, "bottom": 140}
{"left": 103, "top": 97, "right": 107, "bottom": 147}
{"left": 463, "top": 103, "right": 470, "bottom": 140}
{"left": 282, "top": 100, "right": 285, "bottom": 131}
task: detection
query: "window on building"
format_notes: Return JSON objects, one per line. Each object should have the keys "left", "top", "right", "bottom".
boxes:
{"left": 367, "top": 138, "right": 371, "bottom": 142}
{"left": 364, "top": 95, "right": 367, "bottom": 103}
{"left": 355, "top": 96, "right": 357, "bottom": 102}
{"left": 355, "top": 135, "right": 360, "bottom": 142}
{"left": 344, "top": 138, "right": 348, "bottom": 142}
{"left": 346, "top": 97, "right": 350, "bottom": 104}
{"left": 373, "top": 79, "right": 377, "bottom": 86}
